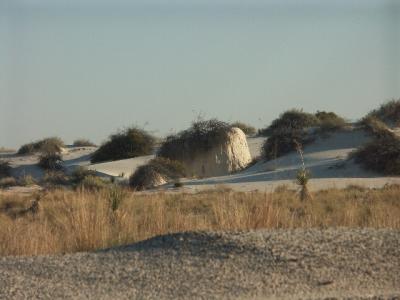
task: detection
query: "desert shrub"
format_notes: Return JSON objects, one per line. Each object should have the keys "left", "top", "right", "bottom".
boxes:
{"left": 315, "top": 111, "right": 347, "bottom": 132}
{"left": 18, "top": 175, "right": 36, "bottom": 186}
{"left": 18, "top": 137, "right": 64, "bottom": 155}
{"left": 262, "top": 130, "right": 314, "bottom": 160}
{"left": 259, "top": 109, "right": 319, "bottom": 136}
{"left": 365, "top": 99, "right": 400, "bottom": 126}
{"left": 0, "top": 177, "right": 17, "bottom": 188}
{"left": 70, "top": 166, "right": 97, "bottom": 184}
{"left": 0, "top": 160, "right": 11, "bottom": 178}
{"left": 79, "top": 175, "right": 108, "bottom": 190}
{"left": 91, "top": 127, "right": 155, "bottom": 163}
{"left": 73, "top": 139, "right": 96, "bottom": 147}
{"left": 38, "top": 152, "right": 64, "bottom": 170}
{"left": 231, "top": 121, "right": 257, "bottom": 135}
{"left": 353, "top": 133, "right": 400, "bottom": 175}
{"left": 129, "top": 157, "right": 186, "bottom": 190}
{"left": 158, "top": 119, "right": 230, "bottom": 161}
{"left": 42, "top": 171, "right": 70, "bottom": 186}
{"left": 360, "top": 115, "right": 394, "bottom": 139}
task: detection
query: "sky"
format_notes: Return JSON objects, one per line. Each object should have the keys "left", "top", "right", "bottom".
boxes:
{"left": 1, "top": 0, "right": 399, "bottom": 148}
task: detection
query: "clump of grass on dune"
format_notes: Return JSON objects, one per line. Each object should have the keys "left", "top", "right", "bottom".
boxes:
{"left": 18, "top": 137, "right": 64, "bottom": 155}
{"left": 1, "top": 185, "right": 400, "bottom": 256}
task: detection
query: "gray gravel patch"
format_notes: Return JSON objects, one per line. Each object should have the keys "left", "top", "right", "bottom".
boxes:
{"left": 0, "top": 229, "right": 399, "bottom": 299}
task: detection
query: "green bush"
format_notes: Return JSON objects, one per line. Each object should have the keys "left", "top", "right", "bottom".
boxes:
{"left": 365, "top": 99, "right": 400, "bottom": 126}
{"left": 353, "top": 133, "right": 400, "bottom": 175}
{"left": 18, "top": 137, "right": 64, "bottom": 155}
{"left": 0, "top": 160, "right": 11, "bottom": 178}
{"left": 262, "top": 130, "right": 314, "bottom": 160}
{"left": 129, "top": 157, "right": 186, "bottom": 190}
{"left": 315, "top": 111, "right": 347, "bottom": 132}
{"left": 73, "top": 139, "right": 96, "bottom": 147}
{"left": 158, "top": 119, "right": 230, "bottom": 161}
{"left": 259, "top": 109, "right": 319, "bottom": 136}
{"left": 91, "top": 127, "right": 155, "bottom": 163}
{"left": 231, "top": 121, "right": 257, "bottom": 135}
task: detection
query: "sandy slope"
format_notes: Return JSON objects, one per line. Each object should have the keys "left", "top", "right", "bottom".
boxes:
{"left": 3, "top": 130, "right": 400, "bottom": 192}
{"left": 0, "top": 229, "right": 399, "bottom": 299}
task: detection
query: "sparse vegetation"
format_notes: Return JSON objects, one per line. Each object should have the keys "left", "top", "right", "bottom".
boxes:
{"left": 364, "top": 99, "right": 400, "bottom": 126}
{"left": 38, "top": 152, "right": 64, "bottom": 171}
{"left": 129, "top": 157, "right": 186, "bottom": 190}
{"left": 91, "top": 127, "right": 155, "bottom": 163}
{"left": 42, "top": 171, "right": 70, "bottom": 187}
{"left": 315, "top": 111, "right": 347, "bottom": 132}
{"left": 79, "top": 175, "right": 108, "bottom": 190}
{"left": 353, "top": 132, "right": 400, "bottom": 175}
{"left": 158, "top": 119, "right": 230, "bottom": 161}
{"left": 231, "top": 121, "right": 257, "bottom": 135}
{"left": 73, "top": 139, "right": 97, "bottom": 147}
{"left": 259, "top": 109, "right": 319, "bottom": 136}
{"left": 1, "top": 185, "right": 400, "bottom": 256}
{"left": 17, "top": 137, "right": 64, "bottom": 155}
{"left": 18, "top": 175, "right": 36, "bottom": 186}
{"left": 70, "top": 167, "right": 97, "bottom": 185}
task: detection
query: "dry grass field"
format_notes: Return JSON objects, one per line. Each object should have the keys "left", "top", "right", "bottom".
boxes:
{"left": 1, "top": 184, "right": 400, "bottom": 257}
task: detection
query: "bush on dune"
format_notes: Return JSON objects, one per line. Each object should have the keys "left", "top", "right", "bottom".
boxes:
{"left": 18, "top": 137, "right": 65, "bottom": 155}
{"left": 259, "top": 109, "right": 319, "bottom": 137}
{"left": 73, "top": 139, "right": 96, "bottom": 147}
{"left": 38, "top": 151, "right": 64, "bottom": 171}
{"left": 158, "top": 119, "right": 231, "bottom": 162}
{"left": 365, "top": 99, "right": 400, "bottom": 126}
{"left": 231, "top": 121, "right": 257, "bottom": 136}
{"left": 91, "top": 127, "right": 155, "bottom": 163}
{"left": 353, "top": 131, "right": 400, "bottom": 175}
{"left": 315, "top": 111, "right": 347, "bottom": 132}
{"left": 129, "top": 157, "right": 186, "bottom": 190}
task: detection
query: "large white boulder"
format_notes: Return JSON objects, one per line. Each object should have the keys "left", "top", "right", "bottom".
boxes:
{"left": 182, "top": 127, "right": 252, "bottom": 177}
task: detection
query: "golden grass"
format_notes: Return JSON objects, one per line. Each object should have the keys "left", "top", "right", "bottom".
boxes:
{"left": 1, "top": 185, "right": 400, "bottom": 257}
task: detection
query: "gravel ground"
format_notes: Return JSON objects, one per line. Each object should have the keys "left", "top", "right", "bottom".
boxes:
{"left": 0, "top": 229, "right": 399, "bottom": 299}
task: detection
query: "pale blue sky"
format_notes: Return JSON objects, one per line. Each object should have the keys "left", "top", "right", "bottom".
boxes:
{"left": 1, "top": 0, "right": 399, "bottom": 148}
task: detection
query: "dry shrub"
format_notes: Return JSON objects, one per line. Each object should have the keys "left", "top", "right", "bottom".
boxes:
{"left": 0, "top": 160, "right": 11, "bottom": 178}
{"left": 1, "top": 186, "right": 400, "bottom": 256}
{"left": 353, "top": 132, "right": 400, "bottom": 175}
{"left": 91, "top": 127, "right": 155, "bottom": 163}
{"left": 0, "top": 177, "right": 17, "bottom": 188}
{"left": 18, "top": 137, "right": 64, "bottom": 155}
{"left": 365, "top": 99, "right": 400, "bottom": 126}
{"left": 315, "top": 111, "right": 347, "bottom": 132}
{"left": 38, "top": 152, "right": 63, "bottom": 171}
{"left": 73, "top": 139, "right": 96, "bottom": 147}
{"left": 129, "top": 157, "right": 186, "bottom": 190}
{"left": 158, "top": 119, "right": 230, "bottom": 161}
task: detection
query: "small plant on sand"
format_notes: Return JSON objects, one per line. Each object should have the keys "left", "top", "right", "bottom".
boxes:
{"left": 42, "top": 171, "right": 70, "bottom": 187}
{"left": 18, "top": 175, "right": 36, "bottom": 186}
{"left": 79, "top": 175, "right": 108, "bottom": 191}
{"left": 294, "top": 140, "right": 312, "bottom": 201}
{"left": 73, "top": 139, "right": 97, "bottom": 147}
{"left": 130, "top": 157, "right": 186, "bottom": 190}
{"left": 231, "top": 121, "right": 257, "bottom": 136}
{"left": 91, "top": 127, "right": 155, "bottom": 163}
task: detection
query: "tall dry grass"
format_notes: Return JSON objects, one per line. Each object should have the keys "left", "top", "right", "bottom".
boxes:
{"left": 1, "top": 185, "right": 400, "bottom": 257}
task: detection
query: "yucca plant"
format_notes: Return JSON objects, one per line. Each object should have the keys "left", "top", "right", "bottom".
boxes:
{"left": 294, "top": 140, "right": 312, "bottom": 201}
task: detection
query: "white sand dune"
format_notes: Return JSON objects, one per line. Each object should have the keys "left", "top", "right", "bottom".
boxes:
{"left": 3, "top": 129, "right": 400, "bottom": 191}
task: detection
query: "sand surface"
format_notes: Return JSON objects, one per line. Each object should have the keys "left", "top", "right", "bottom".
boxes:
{"left": 3, "top": 130, "right": 400, "bottom": 192}
{"left": 1, "top": 229, "right": 399, "bottom": 299}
